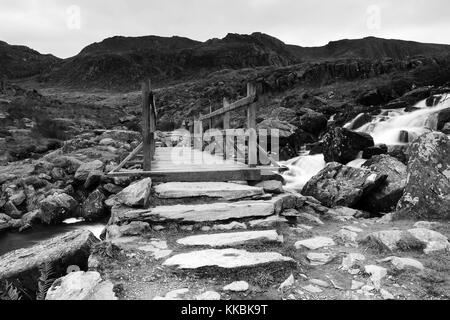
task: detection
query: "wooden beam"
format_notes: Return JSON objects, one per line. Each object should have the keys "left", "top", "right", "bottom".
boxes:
{"left": 142, "top": 81, "right": 152, "bottom": 171}
{"left": 193, "top": 120, "right": 203, "bottom": 150}
{"left": 248, "top": 128, "right": 258, "bottom": 168}
{"left": 223, "top": 99, "right": 231, "bottom": 130}
{"left": 108, "top": 168, "right": 263, "bottom": 182}
{"left": 199, "top": 95, "right": 256, "bottom": 121}
{"left": 149, "top": 91, "right": 157, "bottom": 160}
{"left": 109, "top": 143, "right": 143, "bottom": 173}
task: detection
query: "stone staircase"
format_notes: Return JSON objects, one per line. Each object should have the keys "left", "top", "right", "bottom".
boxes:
{"left": 104, "top": 181, "right": 311, "bottom": 273}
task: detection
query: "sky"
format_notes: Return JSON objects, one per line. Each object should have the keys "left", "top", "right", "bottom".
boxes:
{"left": 0, "top": 0, "right": 449, "bottom": 58}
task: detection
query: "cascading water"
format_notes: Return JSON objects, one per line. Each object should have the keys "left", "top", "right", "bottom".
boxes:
{"left": 355, "top": 93, "right": 450, "bottom": 145}
{"left": 282, "top": 93, "right": 450, "bottom": 191}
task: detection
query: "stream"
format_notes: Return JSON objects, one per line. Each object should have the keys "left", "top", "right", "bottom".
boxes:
{"left": 283, "top": 93, "right": 450, "bottom": 191}
{"left": 0, "top": 218, "right": 105, "bottom": 256}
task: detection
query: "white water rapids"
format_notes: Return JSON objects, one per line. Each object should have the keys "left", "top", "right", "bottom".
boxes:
{"left": 282, "top": 93, "right": 450, "bottom": 191}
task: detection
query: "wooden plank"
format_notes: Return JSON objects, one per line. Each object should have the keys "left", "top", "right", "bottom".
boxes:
{"left": 150, "top": 92, "right": 157, "bottom": 160}
{"left": 223, "top": 98, "right": 230, "bottom": 130}
{"left": 109, "top": 143, "right": 143, "bottom": 173}
{"left": 142, "top": 81, "right": 152, "bottom": 171}
{"left": 199, "top": 95, "right": 256, "bottom": 121}
{"left": 193, "top": 120, "right": 203, "bottom": 151}
{"left": 108, "top": 168, "right": 263, "bottom": 182}
{"left": 248, "top": 128, "right": 258, "bottom": 168}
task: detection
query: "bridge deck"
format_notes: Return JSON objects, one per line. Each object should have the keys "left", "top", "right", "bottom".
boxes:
{"left": 109, "top": 146, "right": 282, "bottom": 182}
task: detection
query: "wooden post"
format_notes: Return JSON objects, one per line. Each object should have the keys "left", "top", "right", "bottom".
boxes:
{"left": 247, "top": 83, "right": 258, "bottom": 167}
{"left": 150, "top": 91, "right": 157, "bottom": 160}
{"left": 248, "top": 128, "right": 258, "bottom": 167}
{"left": 209, "top": 105, "right": 213, "bottom": 130}
{"left": 223, "top": 98, "right": 230, "bottom": 130}
{"left": 194, "top": 120, "right": 203, "bottom": 150}
{"left": 142, "top": 81, "right": 152, "bottom": 171}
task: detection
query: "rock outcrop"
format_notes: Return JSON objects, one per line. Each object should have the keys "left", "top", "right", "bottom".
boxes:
{"left": 302, "top": 162, "right": 387, "bottom": 208}
{"left": 396, "top": 132, "right": 450, "bottom": 220}
{"left": 46, "top": 271, "right": 117, "bottom": 300}
{"left": 0, "top": 230, "right": 99, "bottom": 295}
{"left": 39, "top": 193, "right": 78, "bottom": 224}
{"left": 361, "top": 155, "right": 407, "bottom": 213}
{"left": 322, "top": 127, "right": 374, "bottom": 164}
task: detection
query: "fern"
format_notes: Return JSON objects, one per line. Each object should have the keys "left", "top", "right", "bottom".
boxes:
{"left": 0, "top": 281, "right": 22, "bottom": 300}
{"left": 36, "top": 262, "right": 56, "bottom": 300}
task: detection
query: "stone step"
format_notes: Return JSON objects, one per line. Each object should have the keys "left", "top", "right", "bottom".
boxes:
{"left": 110, "top": 194, "right": 300, "bottom": 225}
{"left": 163, "top": 248, "right": 295, "bottom": 270}
{"left": 154, "top": 182, "right": 266, "bottom": 201}
{"left": 176, "top": 230, "right": 283, "bottom": 247}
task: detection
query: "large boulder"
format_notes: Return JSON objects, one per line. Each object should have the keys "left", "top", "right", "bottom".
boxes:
{"left": 297, "top": 110, "right": 328, "bottom": 136}
{"left": 39, "top": 193, "right": 78, "bottom": 224}
{"left": 396, "top": 132, "right": 450, "bottom": 220}
{"left": 74, "top": 160, "right": 104, "bottom": 182}
{"left": 322, "top": 127, "right": 374, "bottom": 164}
{"left": 113, "top": 178, "right": 152, "bottom": 207}
{"left": 0, "top": 230, "right": 99, "bottom": 296}
{"left": 361, "top": 155, "right": 407, "bottom": 213}
{"left": 257, "top": 119, "right": 316, "bottom": 160}
{"left": 46, "top": 271, "right": 117, "bottom": 300}
{"left": 302, "top": 162, "right": 387, "bottom": 208}
{"left": 81, "top": 189, "right": 107, "bottom": 222}
{"left": 437, "top": 108, "right": 450, "bottom": 131}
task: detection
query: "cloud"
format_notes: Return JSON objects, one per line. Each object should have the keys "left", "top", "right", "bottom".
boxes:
{"left": 0, "top": 0, "right": 448, "bottom": 58}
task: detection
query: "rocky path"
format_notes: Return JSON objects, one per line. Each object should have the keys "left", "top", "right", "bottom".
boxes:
{"left": 87, "top": 181, "right": 450, "bottom": 301}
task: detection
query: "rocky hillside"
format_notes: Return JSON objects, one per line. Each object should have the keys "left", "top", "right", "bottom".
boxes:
{"left": 288, "top": 36, "right": 450, "bottom": 61}
{"left": 38, "top": 34, "right": 450, "bottom": 90}
{"left": 0, "top": 41, "right": 60, "bottom": 79}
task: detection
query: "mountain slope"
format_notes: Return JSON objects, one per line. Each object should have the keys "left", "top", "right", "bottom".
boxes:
{"left": 288, "top": 36, "right": 450, "bottom": 61}
{"left": 0, "top": 41, "right": 60, "bottom": 79}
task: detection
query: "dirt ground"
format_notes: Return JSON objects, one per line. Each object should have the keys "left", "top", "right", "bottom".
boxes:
{"left": 91, "top": 217, "right": 450, "bottom": 301}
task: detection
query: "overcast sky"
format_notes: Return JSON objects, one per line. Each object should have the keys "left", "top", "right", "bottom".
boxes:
{"left": 0, "top": 0, "right": 449, "bottom": 58}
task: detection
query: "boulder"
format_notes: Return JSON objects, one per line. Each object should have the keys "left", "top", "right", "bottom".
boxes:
{"left": 322, "top": 127, "right": 374, "bottom": 164}
{"left": 39, "top": 193, "right": 78, "bottom": 224}
{"left": 74, "top": 160, "right": 104, "bottom": 182}
{"left": 3, "top": 200, "right": 22, "bottom": 219}
{"left": 46, "top": 271, "right": 117, "bottom": 300}
{"left": 297, "top": 110, "right": 328, "bottom": 136}
{"left": 114, "top": 178, "right": 152, "bottom": 207}
{"left": 437, "top": 108, "right": 450, "bottom": 131}
{"left": 387, "top": 145, "right": 409, "bottom": 164}
{"left": 254, "top": 180, "right": 283, "bottom": 194}
{"left": 362, "top": 144, "right": 388, "bottom": 159}
{"left": 396, "top": 132, "right": 450, "bottom": 220}
{"left": 302, "top": 162, "right": 387, "bottom": 208}
{"left": 0, "top": 230, "right": 99, "bottom": 295}
{"left": 361, "top": 228, "right": 450, "bottom": 254}
{"left": 361, "top": 155, "right": 407, "bottom": 213}
{"left": 84, "top": 170, "right": 104, "bottom": 190}
{"left": 81, "top": 189, "right": 107, "bottom": 222}
{"left": 441, "top": 122, "right": 450, "bottom": 134}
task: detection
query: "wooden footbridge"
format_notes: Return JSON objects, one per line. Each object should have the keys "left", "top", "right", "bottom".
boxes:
{"left": 108, "top": 81, "right": 283, "bottom": 182}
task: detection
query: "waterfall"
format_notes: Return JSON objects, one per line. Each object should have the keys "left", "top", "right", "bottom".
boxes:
{"left": 282, "top": 93, "right": 450, "bottom": 191}
{"left": 356, "top": 93, "right": 450, "bottom": 145}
